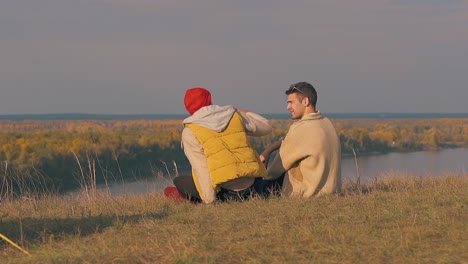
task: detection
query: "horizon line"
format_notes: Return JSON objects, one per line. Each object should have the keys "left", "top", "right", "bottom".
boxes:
{"left": 1, "top": 111, "right": 468, "bottom": 115}
{"left": 1, "top": 112, "right": 467, "bottom": 120}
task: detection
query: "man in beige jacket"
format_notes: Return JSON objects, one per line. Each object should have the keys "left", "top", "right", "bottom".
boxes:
{"left": 260, "top": 81, "right": 341, "bottom": 198}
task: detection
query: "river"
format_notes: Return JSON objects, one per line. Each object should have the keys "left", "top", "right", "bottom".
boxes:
{"left": 342, "top": 148, "right": 467, "bottom": 184}
{"left": 103, "top": 148, "right": 467, "bottom": 195}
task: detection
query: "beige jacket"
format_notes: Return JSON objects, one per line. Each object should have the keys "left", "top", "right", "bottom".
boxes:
{"left": 182, "top": 105, "right": 272, "bottom": 203}
{"left": 266, "top": 111, "right": 341, "bottom": 197}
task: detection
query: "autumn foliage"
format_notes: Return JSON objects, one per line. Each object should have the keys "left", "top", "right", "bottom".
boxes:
{"left": 0, "top": 118, "right": 466, "bottom": 194}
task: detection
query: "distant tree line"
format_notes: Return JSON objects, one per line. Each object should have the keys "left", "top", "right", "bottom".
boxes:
{"left": 0, "top": 118, "right": 466, "bottom": 195}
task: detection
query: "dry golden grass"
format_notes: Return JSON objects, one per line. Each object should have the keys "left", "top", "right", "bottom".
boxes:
{"left": 1, "top": 175, "right": 467, "bottom": 263}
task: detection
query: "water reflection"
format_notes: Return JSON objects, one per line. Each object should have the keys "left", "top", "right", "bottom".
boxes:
{"left": 342, "top": 148, "right": 467, "bottom": 183}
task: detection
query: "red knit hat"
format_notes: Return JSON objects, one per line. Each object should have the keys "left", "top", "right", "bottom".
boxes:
{"left": 184, "top": 87, "right": 212, "bottom": 115}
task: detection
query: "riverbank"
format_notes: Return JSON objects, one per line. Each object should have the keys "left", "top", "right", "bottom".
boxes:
{"left": 1, "top": 174, "right": 466, "bottom": 263}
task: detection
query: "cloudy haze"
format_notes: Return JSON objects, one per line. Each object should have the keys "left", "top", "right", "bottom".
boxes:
{"left": 1, "top": 0, "right": 467, "bottom": 115}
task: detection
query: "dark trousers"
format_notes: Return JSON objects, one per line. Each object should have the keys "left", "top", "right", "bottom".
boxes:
{"left": 173, "top": 175, "right": 284, "bottom": 203}
{"left": 173, "top": 175, "right": 202, "bottom": 203}
{"left": 253, "top": 175, "right": 284, "bottom": 198}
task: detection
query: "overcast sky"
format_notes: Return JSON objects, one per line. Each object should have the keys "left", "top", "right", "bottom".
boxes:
{"left": 1, "top": 0, "right": 467, "bottom": 115}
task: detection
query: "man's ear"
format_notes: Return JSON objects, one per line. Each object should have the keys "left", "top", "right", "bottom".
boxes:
{"left": 302, "top": 97, "right": 309, "bottom": 106}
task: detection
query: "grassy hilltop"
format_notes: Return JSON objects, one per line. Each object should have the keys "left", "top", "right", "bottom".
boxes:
{"left": 1, "top": 175, "right": 467, "bottom": 263}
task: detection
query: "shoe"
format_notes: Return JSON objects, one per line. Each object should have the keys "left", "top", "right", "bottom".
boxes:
{"left": 163, "top": 186, "right": 184, "bottom": 201}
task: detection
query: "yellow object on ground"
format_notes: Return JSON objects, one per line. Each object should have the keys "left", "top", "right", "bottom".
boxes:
{"left": 0, "top": 232, "right": 31, "bottom": 256}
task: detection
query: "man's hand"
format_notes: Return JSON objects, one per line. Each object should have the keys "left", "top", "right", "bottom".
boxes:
{"left": 260, "top": 139, "right": 282, "bottom": 169}
{"left": 259, "top": 154, "right": 270, "bottom": 168}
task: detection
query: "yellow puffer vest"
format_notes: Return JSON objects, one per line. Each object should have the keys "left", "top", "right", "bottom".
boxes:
{"left": 186, "top": 112, "right": 267, "bottom": 195}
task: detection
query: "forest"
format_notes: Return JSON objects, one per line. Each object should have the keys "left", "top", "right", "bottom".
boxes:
{"left": 0, "top": 118, "right": 466, "bottom": 196}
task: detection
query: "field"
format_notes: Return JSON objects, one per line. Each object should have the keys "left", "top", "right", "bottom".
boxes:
{"left": 1, "top": 175, "right": 467, "bottom": 263}
{"left": 1, "top": 117, "right": 467, "bottom": 263}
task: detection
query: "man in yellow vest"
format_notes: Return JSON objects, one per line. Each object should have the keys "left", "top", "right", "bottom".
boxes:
{"left": 172, "top": 87, "right": 272, "bottom": 203}
{"left": 260, "top": 81, "right": 342, "bottom": 198}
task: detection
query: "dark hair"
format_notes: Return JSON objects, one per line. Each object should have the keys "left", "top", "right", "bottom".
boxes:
{"left": 285, "top": 82, "right": 318, "bottom": 107}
